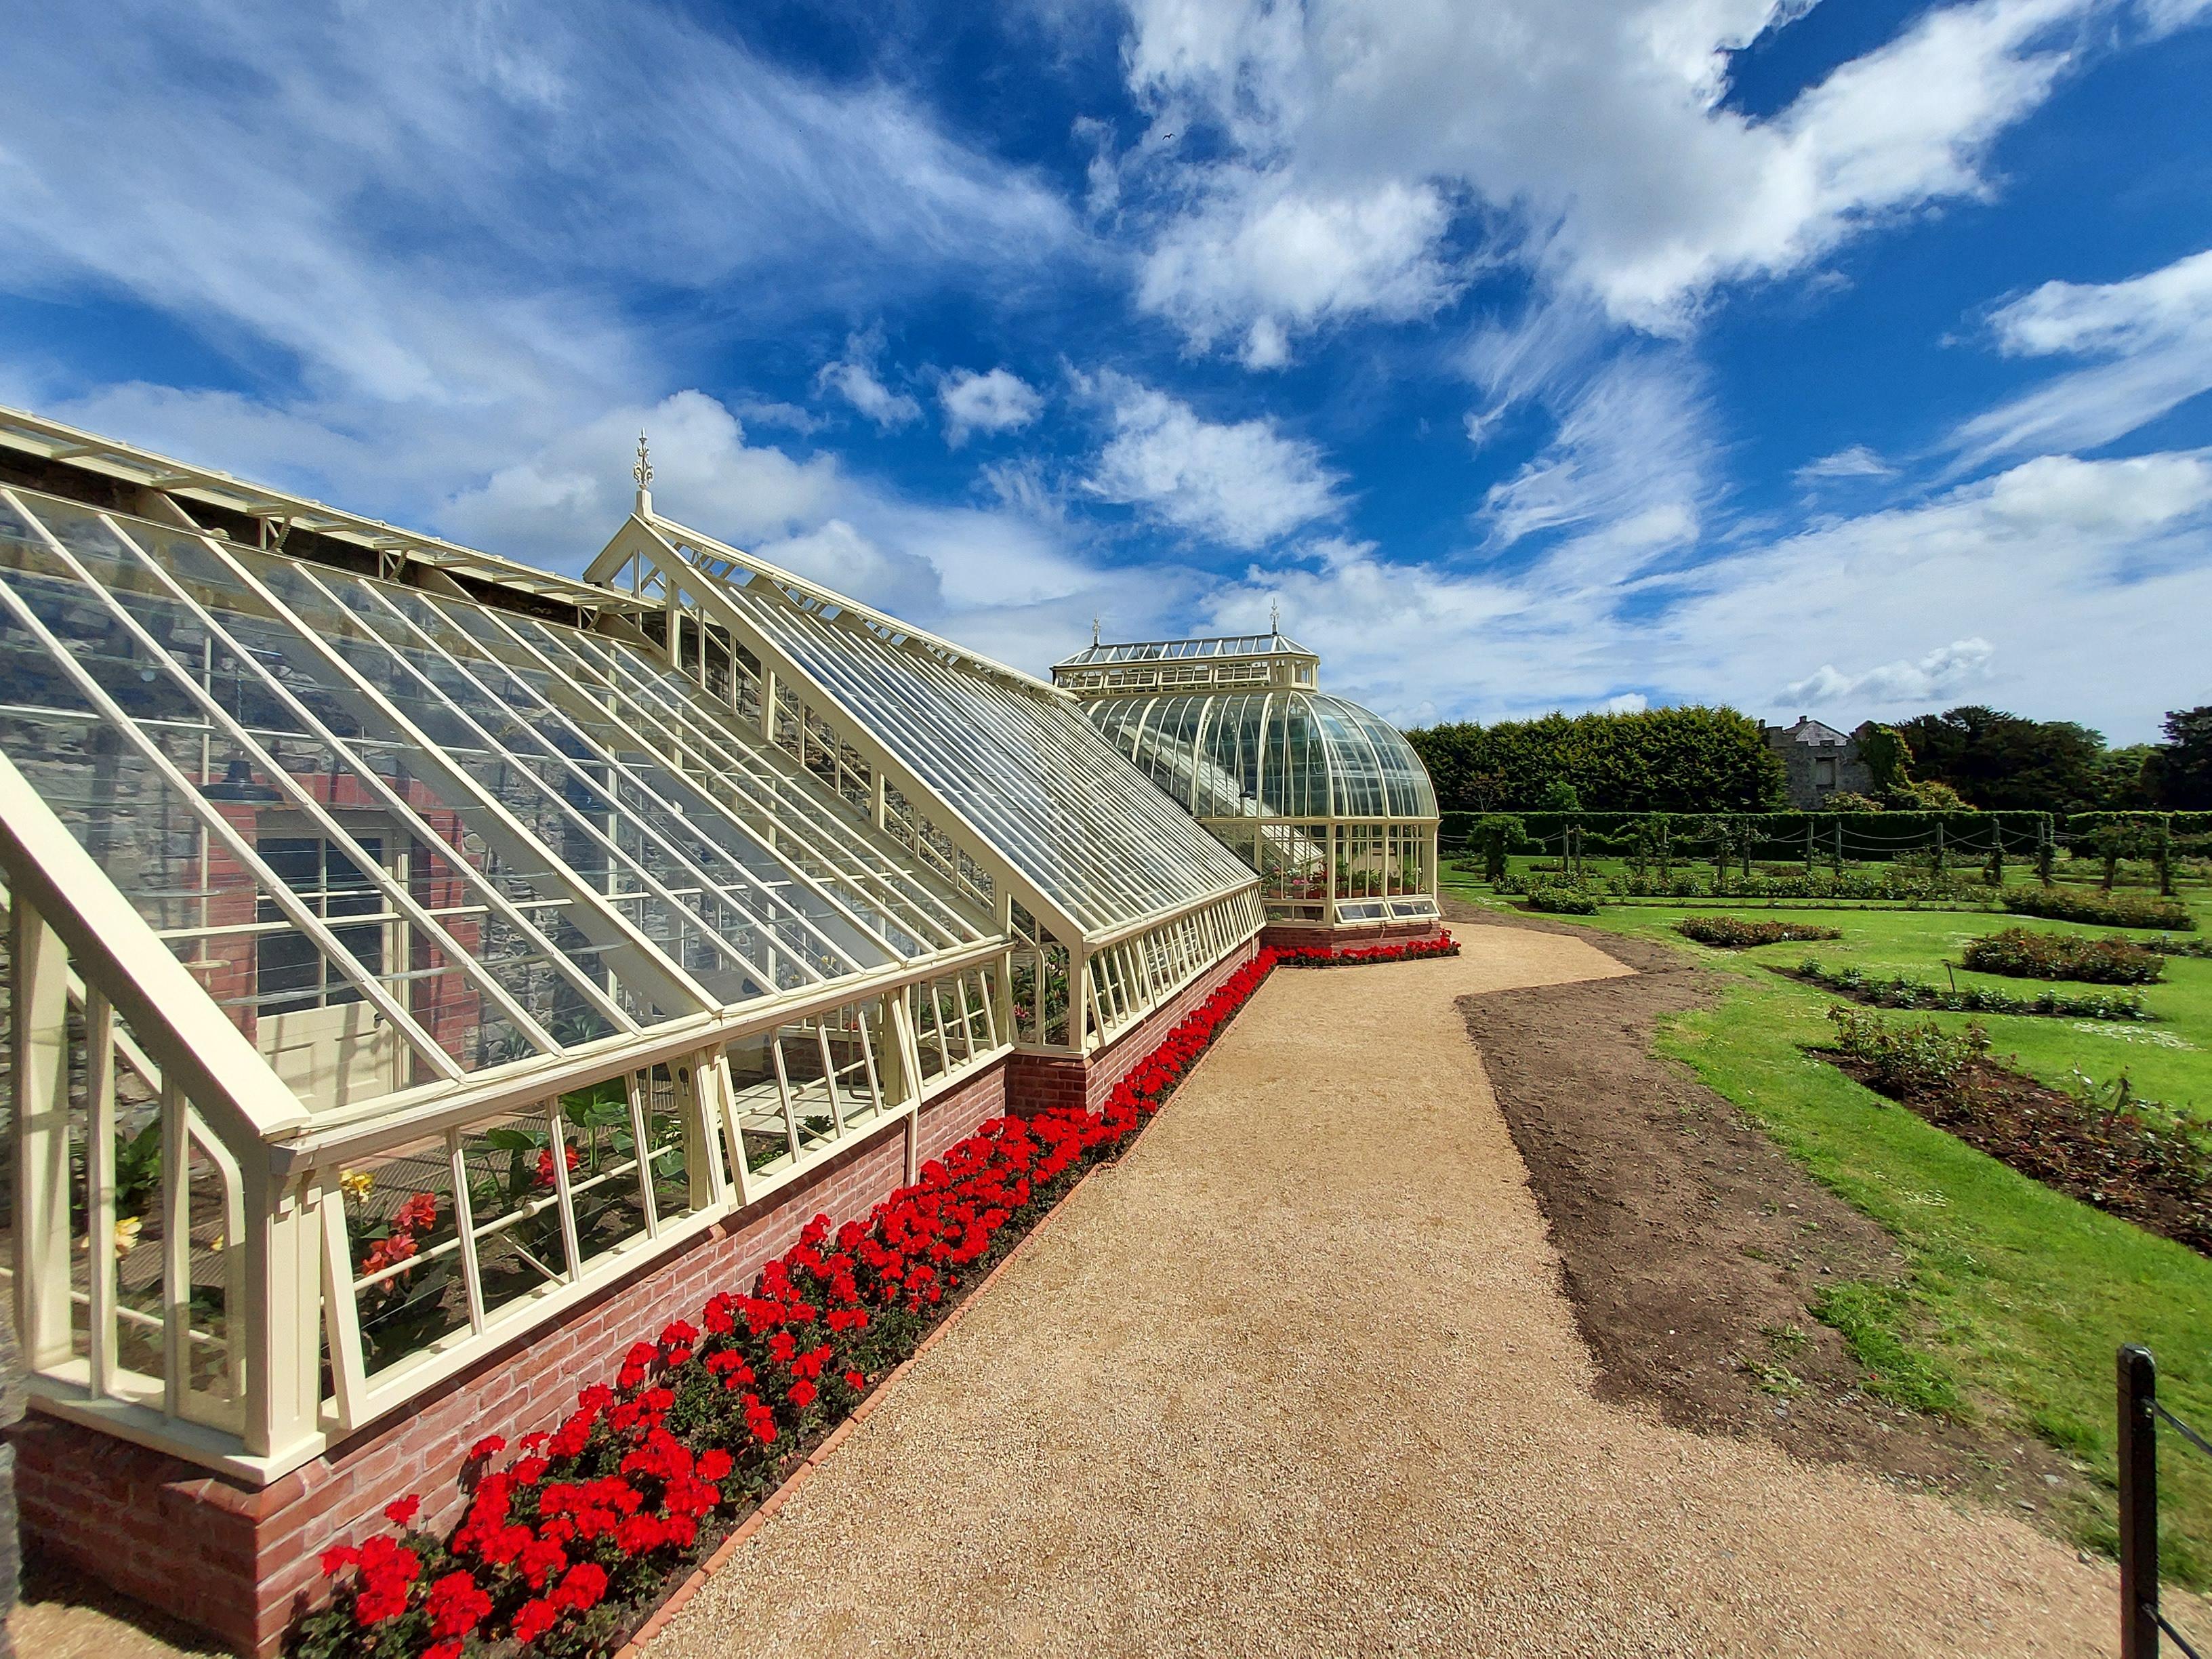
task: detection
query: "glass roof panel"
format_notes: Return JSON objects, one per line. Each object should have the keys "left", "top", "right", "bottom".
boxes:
{"left": 676, "top": 552, "right": 1256, "bottom": 937}
{"left": 0, "top": 485, "right": 989, "bottom": 1115}
{"left": 1056, "top": 633, "right": 1314, "bottom": 666}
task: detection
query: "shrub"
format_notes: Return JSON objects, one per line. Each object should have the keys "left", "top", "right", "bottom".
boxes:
{"left": 1523, "top": 880, "right": 1597, "bottom": 915}
{"left": 1961, "top": 928, "right": 2166, "bottom": 985}
{"left": 1796, "top": 960, "right": 2151, "bottom": 1021}
{"left": 2003, "top": 887, "right": 2196, "bottom": 930}
{"left": 1826, "top": 1005, "right": 1989, "bottom": 1094}
{"left": 1676, "top": 916, "right": 1842, "bottom": 949}
{"left": 2147, "top": 934, "right": 2212, "bottom": 960}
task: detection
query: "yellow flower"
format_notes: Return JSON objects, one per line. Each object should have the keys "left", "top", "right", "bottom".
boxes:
{"left": 112, "top": 1216, "right": 142, "bottom": 1260}
{"left": 339, "top": 1169, "right": 375, "bottom": 1203}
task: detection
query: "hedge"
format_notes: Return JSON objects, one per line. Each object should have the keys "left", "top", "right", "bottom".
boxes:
{"left": 2065, "top": 812, "right": 2212, "bottom": 838}
{"left": 1441, "top": 809, "right": 2055, "bottom": 860}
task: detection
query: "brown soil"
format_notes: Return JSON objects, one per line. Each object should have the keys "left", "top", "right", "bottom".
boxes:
{"left": 1828, "top": 1052, "right": 2212, "bottom": 1256}
{"left": 1445, "top": 900, "right": 2086, "bottom": 1514}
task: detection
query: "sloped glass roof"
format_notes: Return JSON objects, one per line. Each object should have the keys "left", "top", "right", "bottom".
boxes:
{"left": 0, "top": 484, "right": 990, "bottom": 1109}
{"left": 1055, "top": 633, "right": 1313, "bottom": 667}
{"left": 1086, "top": 690, "right": 1439, "bottom": 821}
{"left": 660, "top": 533, "right": 1259, "bottom": 938}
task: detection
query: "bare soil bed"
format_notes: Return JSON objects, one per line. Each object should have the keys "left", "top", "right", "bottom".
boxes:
{"left": 1825, "top": 1052, "right": 2212, "bottom": 1256}
{"left": 1446, "top": 902, "right": 2083, "bottom": 1510}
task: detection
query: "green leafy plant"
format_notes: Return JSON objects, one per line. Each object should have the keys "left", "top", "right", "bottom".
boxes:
{"left": 2003, "top": 887, "right": 2196, "bottom": 931}
{"left": 1798, "top": 960, "right": 2152, "bottom": 1021}
{"left": 1675, "top": 916, "right": 1842, "bottom": 948}
{"left": 1824, "top": 1004, "right": 1990, "bottom": 1094}
{"left": 1961, "top": 928, "right": 2166, "bottom": 985}
{"left": 1522, "top": 879, "right": 1597, "bottom": 915}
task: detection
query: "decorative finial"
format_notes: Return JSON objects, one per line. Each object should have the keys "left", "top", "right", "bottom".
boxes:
{"left": 1269, "top": 596, "right": 1281, "bottom": 636}
{"left": 1092, "top": 614, "right": 1101, "bottom": 647}
{"left": 633, "top": 430, "right": 653, "bottom": 492}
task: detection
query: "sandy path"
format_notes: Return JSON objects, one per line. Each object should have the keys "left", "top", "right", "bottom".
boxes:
{"left": 651, "top": 922, "right": 2116, "bottom": 1658}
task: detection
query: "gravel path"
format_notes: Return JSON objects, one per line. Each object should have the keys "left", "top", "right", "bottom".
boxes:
{"left": 650, "top": 922, "right": 2117, "bottom": 1658}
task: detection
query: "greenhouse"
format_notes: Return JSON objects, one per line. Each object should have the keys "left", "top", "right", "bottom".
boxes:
{"left": 1054, "top": 632, "right": 1441, "bottom": 935}
{"left": 0, "top": 405, "right": 1263, "bottom": 1647}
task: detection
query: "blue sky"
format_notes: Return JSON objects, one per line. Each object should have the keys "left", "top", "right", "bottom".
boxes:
{"left": 1, "top": 1, "right": 2208, "bottom": 739}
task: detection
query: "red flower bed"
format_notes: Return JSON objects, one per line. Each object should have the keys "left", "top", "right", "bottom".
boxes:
{"left": 1274, "top": 931, "right": 1458, "bottom": 969}
{"left": 295, "top": 948, "right": 1276, "bottom": 1659}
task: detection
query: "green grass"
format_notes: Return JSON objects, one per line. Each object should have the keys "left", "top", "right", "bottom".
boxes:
{"left": 1446, "top": 869, "right": 2212, "bottom": 1583}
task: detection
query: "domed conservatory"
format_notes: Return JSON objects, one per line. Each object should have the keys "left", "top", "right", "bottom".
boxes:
{"left": 1052, "top": 631, "right": 1441, "bottom": 941}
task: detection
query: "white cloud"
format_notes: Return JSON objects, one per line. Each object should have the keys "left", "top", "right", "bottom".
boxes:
{"left": 1782, "top": 638, "right": 1995, "bottom": 705}
{"left": 817, "top": 332, "right": 924, "bottom": 430}
{"left": 1795, "top": 443, "right": 1895, "bottom": 483}
{"left": 0, "top": 1, "right": 1076, "bottom": 421}
{"left": 1134, "top": 175, "right": 1458, "bottom": 367}
{"left": 1953, "top": 245, "right": 2212, "bottom": 462}
{"left": 1201, "top": 447, "right": 2212, "bottom": 740}
{"left": 939, "top": 368, "right": 1045, "bottom": 447}
{"left": 1604, "top": 691, "right": 1650, "bottom": 714}
{"left": 1082, "top": 373, "right": 1346, "bottom": 548}
{"left": 1111, "top": 0, "right": 2156, "bottom": 358}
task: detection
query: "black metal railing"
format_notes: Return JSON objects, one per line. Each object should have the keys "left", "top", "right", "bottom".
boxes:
{"left": 2122, "top": 1345, "right": 2207, "bottom": 1659}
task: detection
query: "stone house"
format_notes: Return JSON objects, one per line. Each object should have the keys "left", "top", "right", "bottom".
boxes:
{"left": 1762, "top": 716, "right": 1873, "bottom": 808}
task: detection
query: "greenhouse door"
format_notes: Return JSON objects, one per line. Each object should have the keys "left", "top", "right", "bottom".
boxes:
{"left": 254, "top": 828, "right": 404, "bottom": 1109}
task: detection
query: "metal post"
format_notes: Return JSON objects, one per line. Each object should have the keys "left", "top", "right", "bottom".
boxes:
{"left": 2120, "top": 1343, "right": 2159, "bottom": 1659}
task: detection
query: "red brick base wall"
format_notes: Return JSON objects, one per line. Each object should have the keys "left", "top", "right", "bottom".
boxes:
{"left": 12, "top": 1060, "right": 1014, "bottom": 1658}
{"left": 1259, "top": 917, "right": 1441, "bottom": 951}
{"left": 1006, "top": 936, "right": 1260, "bottom": 1116}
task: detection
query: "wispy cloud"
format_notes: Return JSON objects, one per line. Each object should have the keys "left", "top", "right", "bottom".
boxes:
{"left": 1795, "top": 444, "right": 1896, "bottom": 484}
{"left": 817, "top": 331, "right": 924, "bottom": 430}
{"left": 1953, "top": 245, "right": 2212, "bottom": 463}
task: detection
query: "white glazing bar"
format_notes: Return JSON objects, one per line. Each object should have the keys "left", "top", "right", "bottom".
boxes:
{"left": 161, "top": 1081, "right": 189, "bottom": 1417}
{"left": 448, "top": 1128, "right": 488, "bottom": 1332}
{"left": 341, "top": 575, "right": 853, "bottom": 992}
{"left": 81, "top": 514, "right": 575, "bottom": 1057}
{"left": 85, "top": 987, "right": 118, "bottom": 1396}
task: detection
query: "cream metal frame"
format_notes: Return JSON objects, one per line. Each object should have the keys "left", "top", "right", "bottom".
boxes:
{"left": 0, "top": 409, "right": 1263, "bottom": 1485}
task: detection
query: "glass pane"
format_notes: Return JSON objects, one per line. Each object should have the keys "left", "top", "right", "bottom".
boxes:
{"left": 340, "top": 1133, "right": 468, "bottom": 1376}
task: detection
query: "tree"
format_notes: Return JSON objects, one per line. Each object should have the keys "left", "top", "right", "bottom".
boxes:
{"left": 1893, "top": 706, "right": 2107, "bottom": 811}
{"left": 2148, "top": 706, "right": 2212, "bottom": 809}
{"left": 1403, "top": 705, "right": 1784, "bottom": 813}
{"left": 1540, "top": 779, "right": 1582, "bottom": 812}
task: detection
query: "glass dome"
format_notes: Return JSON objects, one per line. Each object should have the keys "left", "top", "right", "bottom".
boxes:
{"left": 1086, "top": 691, "right": 1439, "bottom": 822}
{"left": 1078, "top": 684, "right": 1439, "bottom": 929}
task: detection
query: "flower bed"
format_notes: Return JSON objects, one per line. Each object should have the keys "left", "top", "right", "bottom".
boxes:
{"left": 1818, "top": 1006, "right": 2211, "bottom": 1257}
{"left": 1959, "top": 926, "right": 2165, "bottom": 985}
{"left": 1785, "top": 958, "right": 2152, "bottom": 1021}
{"left": 2003, "top": 886, "right": 2196, "bottom": 931}
{"left": 1675, "top": 916, "right": 1841, "bottom": 949}
{"left": 296, "top": 949, "right": 1277, "bottom": 1659}
{"left": 1273, "top": 932, "right": 1460, "bottom": 968}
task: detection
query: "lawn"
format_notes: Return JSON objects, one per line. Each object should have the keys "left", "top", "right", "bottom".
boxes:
{"left": 1445, "top": 866, "right": 2212, "bottom": 1584}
